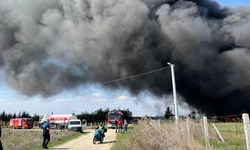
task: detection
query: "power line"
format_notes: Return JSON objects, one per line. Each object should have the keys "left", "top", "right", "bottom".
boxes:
{"left": 210, "top": 114, "right": 242, "bottom": 119}
{"left": 101, "top": 66, "right": 170, "bottom": 85}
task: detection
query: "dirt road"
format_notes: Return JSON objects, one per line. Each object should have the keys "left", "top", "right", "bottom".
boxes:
{"left": 52, "top": 129, "right": 117, "bottom": 150}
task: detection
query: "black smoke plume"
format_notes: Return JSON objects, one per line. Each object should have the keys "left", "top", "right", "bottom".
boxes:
{"left": 0, "top": 0, "right": 250, "bottom": 115}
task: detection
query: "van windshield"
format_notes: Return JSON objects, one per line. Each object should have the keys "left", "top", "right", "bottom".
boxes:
{"left": 39, "top": 115, "right": 45, "bottom": 121}
{"left": 70, "top": 121, "right": 80, "bottom": 125}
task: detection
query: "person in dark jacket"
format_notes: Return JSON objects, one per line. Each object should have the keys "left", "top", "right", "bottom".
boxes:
{"left": 42, "top": 121, "right": 50, "bottom": 149}
{"left": 115, "top": 118, "right": 118, "bottom": 133}
{"left": 0, "top": 125, "right": 3, "bottom": 150}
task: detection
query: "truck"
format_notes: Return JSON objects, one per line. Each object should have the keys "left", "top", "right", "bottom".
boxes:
{"left": 9, "top": 118, "right": 34, "bottom": 129}
{"left": 107, "top": 110, "right": 123, "bottom": 128}
{"left": 39, "top": 114, "right": 77, "bottom": 129}
{"left": 68, "top": 119, "right": 87, "bottom": 132}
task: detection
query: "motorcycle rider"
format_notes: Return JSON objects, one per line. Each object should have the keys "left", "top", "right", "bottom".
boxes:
{"left": 98, "top": 122, "right": 105, "bottom": 139}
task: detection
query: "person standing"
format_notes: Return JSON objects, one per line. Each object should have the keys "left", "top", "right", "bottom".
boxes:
{"left": 117, "top": 119, "right": 122, "bottom": 133}
{"left": 115, "top": 118, "right": 118, "bottom": 133}
{"left": 123, "top": 120, "right": 128, "bottom": 133}
{"left": 42, "top": 121, "right": 50, "bottom": 149}
{"left": 61, "top": 120, "right": 65, "bottom": 132}
{"left": 0, "top": 125, "right": 3, "bottom": 150}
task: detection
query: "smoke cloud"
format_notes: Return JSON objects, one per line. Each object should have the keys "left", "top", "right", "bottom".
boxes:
{"left": 0, "top": 0, "right": 250, "bottom": 115}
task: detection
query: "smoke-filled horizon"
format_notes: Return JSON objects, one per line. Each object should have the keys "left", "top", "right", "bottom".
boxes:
{"left": 0, "top": 0, "right": 250, "bottom": 115}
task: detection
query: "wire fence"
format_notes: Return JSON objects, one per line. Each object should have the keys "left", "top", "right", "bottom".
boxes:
{"left": 141, "top": 114, "right": 249, "bottom": 150}
{"left": 172, "top": 114, "right": 247, "bottom": 150}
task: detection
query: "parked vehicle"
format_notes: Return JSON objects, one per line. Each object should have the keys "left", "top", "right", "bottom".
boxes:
{"left": 107, "top": 110, "right": 123, "bottom": 128}
{"left": 39, "top": 114, "right": 77, "bottom": 129}
{"left": 9, "top": 118, "right": 33, "bottom": 129}
{"left": 93, "top": 128, "right": 107, "bottom": 144}
{"left": 68, "top": 119, "right": 87, "bottom": 132}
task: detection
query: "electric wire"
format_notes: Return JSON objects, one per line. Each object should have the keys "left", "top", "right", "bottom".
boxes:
{"left": 101, "top": 66, "right": 170, "bottom": 85}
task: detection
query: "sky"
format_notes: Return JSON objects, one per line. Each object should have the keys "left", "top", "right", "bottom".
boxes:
{"left": 0, "top": 0, "right": 249, "bottom": 117}
{"left": 0, "top": 69, "right": 190, "bottom": 117}
{"left": 216, "top": 0, "right": 250, "bottom": 7}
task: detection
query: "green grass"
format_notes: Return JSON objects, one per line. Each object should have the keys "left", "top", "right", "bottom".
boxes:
{"left": 111, "top": 126, "right": 137, "bottom": 150}
{"left": 1, "top": 129, "right": 84, "bottom": 150}
{"left": 210, "top": 123, "right": 246, "bottom": 150}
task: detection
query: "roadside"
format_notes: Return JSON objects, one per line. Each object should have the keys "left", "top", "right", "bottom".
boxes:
{"left": 38, "top": 131, "right": 83, "bottom": 150}
{"left": 111, "top": 126, "right": 135, "bottom": 150}
{"left": 52, "top": 129, "right": 117, "bottom": 150}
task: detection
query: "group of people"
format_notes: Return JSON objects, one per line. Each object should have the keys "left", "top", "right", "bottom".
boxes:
{"left": 115, "top": 119, "right": 128, "bottom": 133}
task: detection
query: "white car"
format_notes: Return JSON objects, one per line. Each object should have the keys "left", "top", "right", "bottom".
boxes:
{"left": 68, "top": 119, "right": 87, "bottom": 132}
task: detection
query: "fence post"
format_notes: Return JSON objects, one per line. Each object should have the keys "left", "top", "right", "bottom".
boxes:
{"left": 186, "top": 118, "right": 191, "bottom": 146}
{"left": 242, "top": 113, "right": 250, "bottom": 150}
{"left": 203, "top": 116, "right": 210, "bottom": 150}
{"left": 157, "top": 119, "right": 161, "bottom": 127}
{"left": 212, "top": 123, "right": 225, "bottom": 143}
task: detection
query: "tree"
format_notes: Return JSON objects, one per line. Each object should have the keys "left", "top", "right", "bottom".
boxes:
{"left": 0, "top": 111, "right": 7, "bottom": 122}
{"left": 13, "top": 113, "right": 16, "bottom": 119}
{"left": 95, "top": 108, "right": 109, "bottom": 122}
{"left": 121, "top": 109, "right": 132, "bottom": 122}
{"left": 21, "top": 111, "right": 31, "bottom": 118}
{"left": 164, "top": 107, "right": 174, "bottom": 120}
{"left": 32, "top": 114, "right": 40, "bottom": 121}
{"left": 188, "top": 111, "right": 197, "bottom": 119}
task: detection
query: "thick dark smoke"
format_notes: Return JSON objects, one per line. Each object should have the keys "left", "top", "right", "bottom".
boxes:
{"left": 0, "top": 0, "right": 250, "bottom": 115}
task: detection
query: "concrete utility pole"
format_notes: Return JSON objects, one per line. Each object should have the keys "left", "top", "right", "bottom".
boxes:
{"left": 243, "top": 113, "right": 250, "bottom": 150}
{"left": 167, "top": 62, "right": 178, "bottom": 123}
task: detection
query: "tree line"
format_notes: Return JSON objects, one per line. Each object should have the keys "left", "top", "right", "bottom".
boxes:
{"left": 77, "top": 108, "right": 133, "bottom": 123}
{"left": 0, "top": 111, "right": 39, "bottom": 122}
{"left": 0, "top": 108, "right": 133, "bottom": 123}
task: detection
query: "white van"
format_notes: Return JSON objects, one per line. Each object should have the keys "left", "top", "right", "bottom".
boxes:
{"left": 68, "top": 119, "right": 87, "bottom": 132}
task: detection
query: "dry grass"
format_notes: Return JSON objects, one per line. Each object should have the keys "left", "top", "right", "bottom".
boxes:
{"left": 113, "top": 120, "right": 205, "bottom": 150}
{"left": 113, "top": 120, "right": 246, "bottom": 150}
{"left": 1, "top": 128, "right": 82, "bottom": 150}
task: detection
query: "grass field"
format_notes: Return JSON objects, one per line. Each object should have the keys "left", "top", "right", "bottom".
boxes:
{"left": 111, "top": 121, "right": 246, "bottom": 150}
{"left": 111, "top": 126, "right": 137, "bottom": 150}
{"left": 210, "top": 123, "right": 246, "bottom": 150}
{"left": 112, "top": 121, "right": 204, "bottom": 150}
{"left": 1, "top": 128, "right": 83, "bottom": 150}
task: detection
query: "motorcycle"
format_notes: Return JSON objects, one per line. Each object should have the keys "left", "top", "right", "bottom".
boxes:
{"left": 93, "top": 128, "right": 107, "bottom": 144}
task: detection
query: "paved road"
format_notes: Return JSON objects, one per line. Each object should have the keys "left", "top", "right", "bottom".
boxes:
{"left": 51, "top": 129, "right": 117, "bottom": 150}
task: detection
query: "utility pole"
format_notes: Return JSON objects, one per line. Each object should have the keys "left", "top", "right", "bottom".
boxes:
{"left": 168, "top": 62, "right": 178, "bottom": 124}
